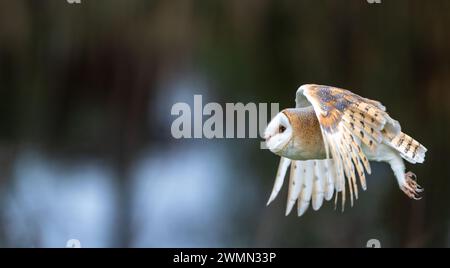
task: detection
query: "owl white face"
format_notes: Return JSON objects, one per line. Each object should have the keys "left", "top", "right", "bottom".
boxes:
{"left": 264, "top": 112, "right": 293, "bottom": 154}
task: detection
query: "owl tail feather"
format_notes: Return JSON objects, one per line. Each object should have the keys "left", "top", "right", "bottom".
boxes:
{"left": 387, "top": 132, "right": 427, "bottom": 164}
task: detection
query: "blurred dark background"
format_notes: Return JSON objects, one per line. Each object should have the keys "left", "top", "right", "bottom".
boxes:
{"left": 0, "top": 0, "right": 449, "bottom": 247}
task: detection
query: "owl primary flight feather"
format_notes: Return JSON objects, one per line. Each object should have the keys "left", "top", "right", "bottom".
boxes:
{"left": 264, "top": 84, "right": 427, "bottom": 217}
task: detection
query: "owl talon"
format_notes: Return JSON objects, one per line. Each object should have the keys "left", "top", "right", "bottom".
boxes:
{"left": 401, "top": 172, "right": 423, "bottom": 200}
{"left": 406, "top": 171, "right": 417, "bottom": 180}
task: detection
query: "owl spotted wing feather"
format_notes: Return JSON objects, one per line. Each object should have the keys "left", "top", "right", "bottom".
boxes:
{"left": 300, "top": 84, "right": 396, "bottom": 209}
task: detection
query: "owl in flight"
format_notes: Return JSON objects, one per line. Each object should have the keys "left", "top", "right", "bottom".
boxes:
{"left": 264, "top": 84, "right": 427, "bottom": 217}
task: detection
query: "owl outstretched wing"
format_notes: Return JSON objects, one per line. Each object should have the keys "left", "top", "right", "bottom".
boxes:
{"left": 268, "top": 156, "right": 350, "bottom": 216}
{"left": 300, "top": 84, "right": 400, "bottom": 209}
{"left": 267, "top": 84, "right": 401, "bottom": 216}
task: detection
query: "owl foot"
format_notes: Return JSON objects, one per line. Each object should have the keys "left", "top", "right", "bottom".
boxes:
{"left": 401, "top": 171, "right": 423, "bottom": 200}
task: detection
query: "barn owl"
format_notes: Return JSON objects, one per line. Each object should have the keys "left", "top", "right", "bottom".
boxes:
{"left": 264, "top": 84, "right": 427, "bottom": 217}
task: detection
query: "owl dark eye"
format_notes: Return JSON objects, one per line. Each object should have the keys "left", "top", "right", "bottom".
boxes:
{"left": 279, "top": 125, "right": 286, "bottom": 133}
